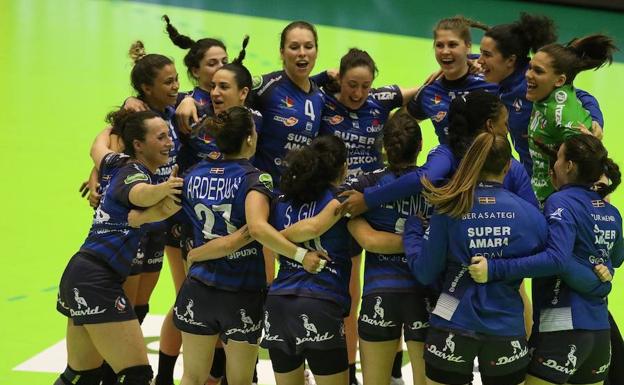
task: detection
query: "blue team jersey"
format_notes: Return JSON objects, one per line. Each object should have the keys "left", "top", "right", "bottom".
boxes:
{"left": 80, "top": 160, "right": 155, "bottom": 278}
{"left": 320, "top": 86, "right": 403, "bottom": 177}
{"left": 251, "top": 70, "right": 326, "bottom": 185}
{"left": 347, "top": 167, "right": 433, "bottom": 295}
{"left": 407, "top": 73, "right": 498, "bottom": 143}
{"left": 498, "top": 63, "right": 604, "bottom": 176}
{"left": 364, "top": 144, "right": 538, "bottom": 209}
{"left": 96, "top": 152, "right": 130, "bottom": 197}
{"left": 269, "top": 188, "right": 354, "bottom": 315}
{"left": 404, "top": 182, "right": 547, "bottom": 337}
{"left": 182, "top": 158, "right": 273, "bottom": 291}
{"left": 488, "top": 185, "right": 623, "bottom": 332}
{"left": 179, "top": 105, "right": 263, "bottom": 171}
{"left": 153, "top": 106, "right": 181, "bottom": 184}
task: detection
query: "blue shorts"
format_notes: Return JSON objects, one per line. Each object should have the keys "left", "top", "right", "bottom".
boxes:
{"left": 261, "top": 295, "right": 346, "bottom": 356}
{"left": 358, "top": 291, "right": 430, "bottom": 342}
{"left": 173, "top": 277, "right": 264, "bottom": 344}
{"left": 528, "top": 329, "right": 611, "bottom": 384}
{"left": 57, "top": 252, "right": 136, "bottom": 325}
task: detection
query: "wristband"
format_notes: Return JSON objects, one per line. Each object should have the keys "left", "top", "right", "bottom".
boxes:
{"left": 293, "top": 247, "right": 307, "bottom": 264}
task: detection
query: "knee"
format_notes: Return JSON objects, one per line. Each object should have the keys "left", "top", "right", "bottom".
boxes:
{"left": 55, "top": 366, "right": 102, "bottom": 385}
{"left": 116, "top": 365, "right": 153, "bottom": 385}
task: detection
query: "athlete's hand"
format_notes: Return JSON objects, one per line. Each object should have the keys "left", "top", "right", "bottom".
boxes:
{"left": 467, "top": 58, "right": 483, "bottom": 74}
{"left": 302, "top": 251, "right": 331, "bottom": 274}
{"left": 336, "top": 190, "right": 368, "bottom": 217}
{"left": 591, "top": 121, "right": 604, "bottom": 140}
{"left": 468, "top": 256, "right": 488, "bottom": 283}
{"left": 127, "top": 209, "right": 142, "bottom": 228}
{"left": 123, "top": 97, "right": 149, "bottom": 112}
{"left": 162, "top": 165, "right": 183, "bottom": 203}
{"left": 326, "top": 68, "right": 338, "bottom": 80}
{"left": 176, "top": 96, "right": 198, "bottom": 135}
{"left": 79, "top": 180, "right": 101, "bottom": 208}
{"left": 594, "top": 264, "right": 613, "bottom": 282}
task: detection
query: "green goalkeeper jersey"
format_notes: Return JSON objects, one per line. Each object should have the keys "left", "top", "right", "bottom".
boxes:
{"left": 528, "top": 84, "right": 592, "bottom": 202}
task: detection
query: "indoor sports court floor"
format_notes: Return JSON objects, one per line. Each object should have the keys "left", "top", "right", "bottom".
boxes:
{"left": 2, "top": 0, "right": 623, "bottom": 384}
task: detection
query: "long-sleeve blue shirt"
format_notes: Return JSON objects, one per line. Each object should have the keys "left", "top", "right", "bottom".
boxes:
{"left": 487, "top": 185, "right": 622, "bottom": 332}
{"left": 364, "top": 144, "right": 538, "bottom": 209}
{"left": 403, "top": 182, "right": 546, "bottom": 337}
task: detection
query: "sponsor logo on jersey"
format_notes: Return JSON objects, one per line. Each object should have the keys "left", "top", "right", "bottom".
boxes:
{"left": 274, "top": 115, "right": 299, "bottom": 127}
{"left": 513, "top": 98, "right": 523, "bottom": 112}
{"left": 549, "top": 208, "right": 564, "bottom": 220}
{"left": 210, "top": 168, "right": 224, "bottom": 174}
{"left": 281, "top": 96, "right": 295, "bottom": 109}
{"left": 432, "top": 111, "right": 447, "bottom": 123}
{"left": 259, "top": 173, "right": 274, "bottom": 190}
{"left": 433, "top": 94, "right": 442, "bottom": 104}
{"left": 124, "top": 172, "right": 149, "bottom": 185}
{"left": 251, "top": 75, "right": 263, "bottom": 89}
{"left": 478, "top": 196, "right": 496, "bottom": 204}
{"left": 208, "top": 151, "right": 221, "bottom": 160}
{"left": 375, "top": 91, "right": 397, "bottom": 101}
{"left": 326, "top": 115, "right": 344, "bottom": 125}
{"left": 371, "top": 108, "right": 380, "bottom": 117}
{"left": 555, "top": 90, "right": 568, "bottom": 104}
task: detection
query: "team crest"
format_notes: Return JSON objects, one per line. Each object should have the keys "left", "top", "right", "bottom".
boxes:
{"left": 433, "top": 94, "right": 442, "bottom": 104}
{"left": 259, "top": 173, "right": 274, "bottom": 190}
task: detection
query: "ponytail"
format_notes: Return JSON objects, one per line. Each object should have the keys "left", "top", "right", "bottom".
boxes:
{"left": 161, "top": 14, "right": 227, "bottom": 83}
{"left": 539, "top": 34, "right": 617, "bottom": 84}
{"left": 423, "top": 133, "right": 511, "bottom": 217}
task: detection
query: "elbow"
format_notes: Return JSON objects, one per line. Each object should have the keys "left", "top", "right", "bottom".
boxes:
{"left": 247, "top": 220, "right": 265, "bottom": 241}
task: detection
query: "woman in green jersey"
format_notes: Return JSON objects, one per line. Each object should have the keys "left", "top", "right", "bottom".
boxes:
{"left": 525, "top": 34, "right": 616, "bottom": 202}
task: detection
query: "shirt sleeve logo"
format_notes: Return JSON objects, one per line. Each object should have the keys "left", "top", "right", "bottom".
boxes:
{"left": 259, "top": 173, "right": 274, "bottom": 190}
{"left": 124, "top": 173, "right": 149, "bottom": 185}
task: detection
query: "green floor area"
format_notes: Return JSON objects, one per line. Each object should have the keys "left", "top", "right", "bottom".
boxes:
{"left": 2, "top": 0, "right": 624, "bottom": 384}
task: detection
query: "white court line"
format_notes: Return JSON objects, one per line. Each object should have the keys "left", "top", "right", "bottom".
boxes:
{"left": 14, "top": 314, "right": 482, "bottom": 385}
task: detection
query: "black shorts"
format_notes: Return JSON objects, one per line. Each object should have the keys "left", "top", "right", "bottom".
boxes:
{"left": 57, "top": 253, "right": 136, "bottom": 325}
{"left": 129, "top": 231, "right": 166, "bottom": 275}
{"left": 358, "top": 292, "right": 429, "bottom": 342}
{"left": 173, "top": 277, "right": 263, "bottom": 344}
{"left": 261, "top": 295, "right": 346, "bottom": 356}
{"left": 165, "top": 221, "right": 184, "bottom": 249}
{"left": 528, "top": 329, "right": 611, "bottom": 385}
{"left": 424, "top": 327, "right": 529, "bottom": 384}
